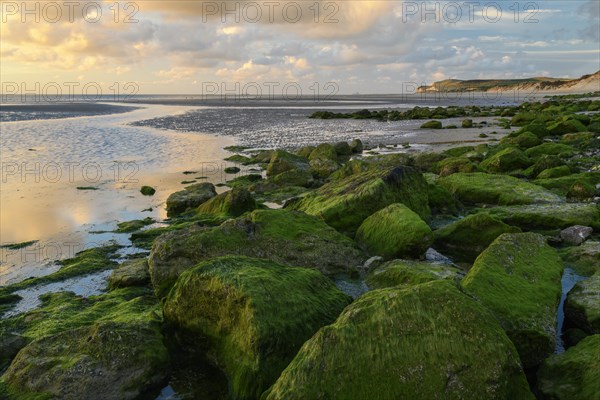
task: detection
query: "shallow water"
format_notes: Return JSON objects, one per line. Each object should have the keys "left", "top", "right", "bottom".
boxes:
{"left": 2, "top": 269, "right": 113, "bottom": 318}
{"left": 555, "top": 266, "right": 586, "bottom": 354}
{"left": 1, "top": 104, "right": 236, "bottom": 285}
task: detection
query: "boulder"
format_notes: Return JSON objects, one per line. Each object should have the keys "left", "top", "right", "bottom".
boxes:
{"left": 163, "top": 256, "right": 351, "bottom": 400}
{"left": 350, "top": 139, "right": 364, "bottom": 153}
{"left": 561, "top": 225, "right": 594, "bottom": 246}
{"left": 334, "top": 141, "right": 352, "bottom": 157}
{"left": 502, "top": 132, "right": 542, "bottom": 149}
{"left": 461, "top": 119, "right": 473, "bottom": 128}
{"left": 149, "top": 209, "right": 367, "bottom": 297}
{"left": 485, "top": 203, "right": 600, "bottom": 231}
{"left": 166, "top": 183, "right": 217, "bottom": 216}
{"left": 461, "top": 233, "right": 564, "bottom": 368}
{"left": 2, "top": 321, "right": 168, "bottom": 400}
{"left": 355, "top": 204, "right": 433, "bottom": 260}
{"left": 537, "top": 335, "right": 600, "bottom": 400}
{"left": 308, "top": 143, "right": 337, "bottom": 162}
{"left": 536, "top": 165, "right": 571, "bottom": 179}
{"left": 266, "top": 150, "right": 309, "bottom": 178}
{"left": 140, "top": 186, "right": 156, "bottom": 196}
{"left": 565, "top": 272, "right": 600, "bottom": 334}
{"left": 438, "top": 173, "right": 562, "bottom": 206}
{"left": 535, "top": 172, "right": 600, "bottom": 196}
{"left": 433, "top": 213, "right": 521, "bottom": 263}
{"left": 420, "top": 120, "right": 443, "bottom": 129}
{"left": 309, "top": 158, "right": 340, "bottom": 179}
{"left": 525, "top": 143, "right": 576, "bottom": 159}
{"left": 285, "top": 166, "right": 430, "bottom": 236}
{"left": 436, "top": 157, "right": 478, "bottom": 177}
{"left": 480, "top": 147, "right": 532, "bottom": 173}
{"left": 263, "top": 281, "right": 533, "bottom": 400}
{"left": 366, "top": 259, "right": 463, "bottom": 289}
{"left": 197, "top": 188, "right": 258, "bottom": 218}
{"left": 269, "top": 169, "right": 314, "bottom": 187}
{"left": 567, "top": 181, "right": 596, "bottom": 200}
{"left": 560, "top": 241, "right": 600, "bottom": 276}
{"left": 108, "top": 259, "right": 150, "bottom": 289}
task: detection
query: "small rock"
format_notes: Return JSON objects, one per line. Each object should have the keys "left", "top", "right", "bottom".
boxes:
{"left": 140, "top": 186, "right": 156, "bottom": 196}
{"left": 560, "top": 226, "right": 594, "bottom": 246}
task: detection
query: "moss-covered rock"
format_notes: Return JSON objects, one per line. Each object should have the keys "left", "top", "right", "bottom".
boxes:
{"left": 561, "top": 132, "right": 596, "bottom": 147}
{"left": 427, "top": 183, "right": 460, "bottom": 215}
{"left": 436, "top": 157, "right": 478, "bottom": 177}
{"left": 485, "top": 203, "right": 600, "bottom": 230}
{"left": 334, "top": 141, "right": 352, "bottom": 157}
{"left": 480, "top": 147, "right": 532, "bottom": 173}
{"left": 2, "top": 320, "right": 168, "bottom": 400}
{"left": 438, "top": 173, "right": 562, "bottom": 206}
{"left": 420, "top": 120, "right": 443, "bottom": 129}
{"left": 269, "top": 169, "right": 314, "bottom": 187}
{"left": 295, "top": 145, "right": 316, "bottom": 159}
{"left": 525, "top": 142, "right": 576, "bottom": 159}
{"left": 115, "top": 217, "right": 155, "bottom": 233}
{"left": 308, "top": 143, "right": 337, "bottom": 161}
{"left": 149, "top": 209, "right": 366, "bottom": 297}
{"left": 462, "top": 119, "right": 474, "bottom": 128}
{"left": 197, "top": 188, "right": 257, "bottom": 218}
{"left": 366, "top": 259, "right": 463, "bottom": 289}
{"left": 308, "top": 158, "right": 340, "bottom": 179}
{"left": 266, "top": 150, "right": 309, "bottom": 178}
{"left": 263, "top": 281, "right": 532, "bottom": 400}
{"left": 461, "top": 233, "right": 564, "bottom": 368}
{"left": 163, "top": 256, "right": 351, "bottom": 400}
{"left": 560, "top": 241, "right": 600, "bottom": 276}
{"left": 285, "top": 166, "right": 429, "bottom": 236}
{"left": 166, "top": 183, "right": 217, "bottom": 216}
{"left": 537, "top": 335, "right": 600, "bottom": 400}
{"left": 433, "top": 213, "right": 521, "bottom": 263}
{"left": 108, "top": 259, "right": 150, "bottom": 289}
{"left": 350, "top": 139, "right": 364, "bottom": 153}
{"left": 527, "top": 154, "right": 565, "bottom": 178}
{"left": 565, "top": 272, "right": 600, "bottom": 334}
{"left": 535, "top": 172, "right": 600, "bottom": 196}
{"left": 355, "top": 204, "right": 433, "bottom": 260}
{"left": 140, "top": 186, "right": 156, "bottom": 196}
{"left": 536, "top": 165, "right": 572, "bottom": 179}
{"left": 547, "top": 118, "right": 588, "bottom": 136}
{"left": 0, "top": 287, "right": 166, "bottom": 400}
{"left": 502, "top": 131, "right": 542, "bottom": 149}
{"left": 567, "top": 181, "right": 596, "bottom": 200}
{"left": 413, "top": 152, "right": 447, "bottom": 172}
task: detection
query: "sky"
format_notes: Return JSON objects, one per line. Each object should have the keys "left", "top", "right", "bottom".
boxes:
{"left": 1, "top": 0, "right": 599, "bottom": 95}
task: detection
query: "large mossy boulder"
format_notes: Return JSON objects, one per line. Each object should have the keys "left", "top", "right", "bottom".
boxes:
{"left": 166, "top": 182, "right": 217, "bottom": 216}
{"left": 485, "top": 203, "right": 600, "bottom": 230}
{"left": 537, "top": 335, "right": 600, "bottom": 400}
{"left": 547, "top": 118, "right": 588, "bottom": 136}
{"left": 433, "top": 213, "right": 521, "bottom": 263}
{"left": 263, "top": 281, "right": 533, "bottom": 400}
{"left": 461, "top": 233, "right": 564, "bottom": 368}
{"left": 502, "top": 131, "right": 542, "bottom": 149}
{"left": 366, "top": 259, "right": 463, "bottom": 289}
{"left": 355, "top": 204, "right": 433, "bottom": 260}
{"left": 438, "top": 173, "right": 562, "bottom": 206}
{"left": 163, "top": 256, "right": 351, "bottom": 400}
{"left": 309, "top": 158, "right": 340, "bottom": 179}
{"left": 197, "top": 188, "right": 258, "bottom": 218}
{"left": 149, "top": 209, "right": 366, "bottom": 297}
{"left": 560, "top": 241, "right": 600, "bottom": 276}
{"left": 285, "top": 166, "right": 430, "bottom": 236}
{"left": 480, "top": 147, "right": 532, "bottom": 173}
{"left": 2, "top": 320, "right": 168, "bottom": 400}
{"left": 565, "top": 272, "right": 600, "bottom": 334}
